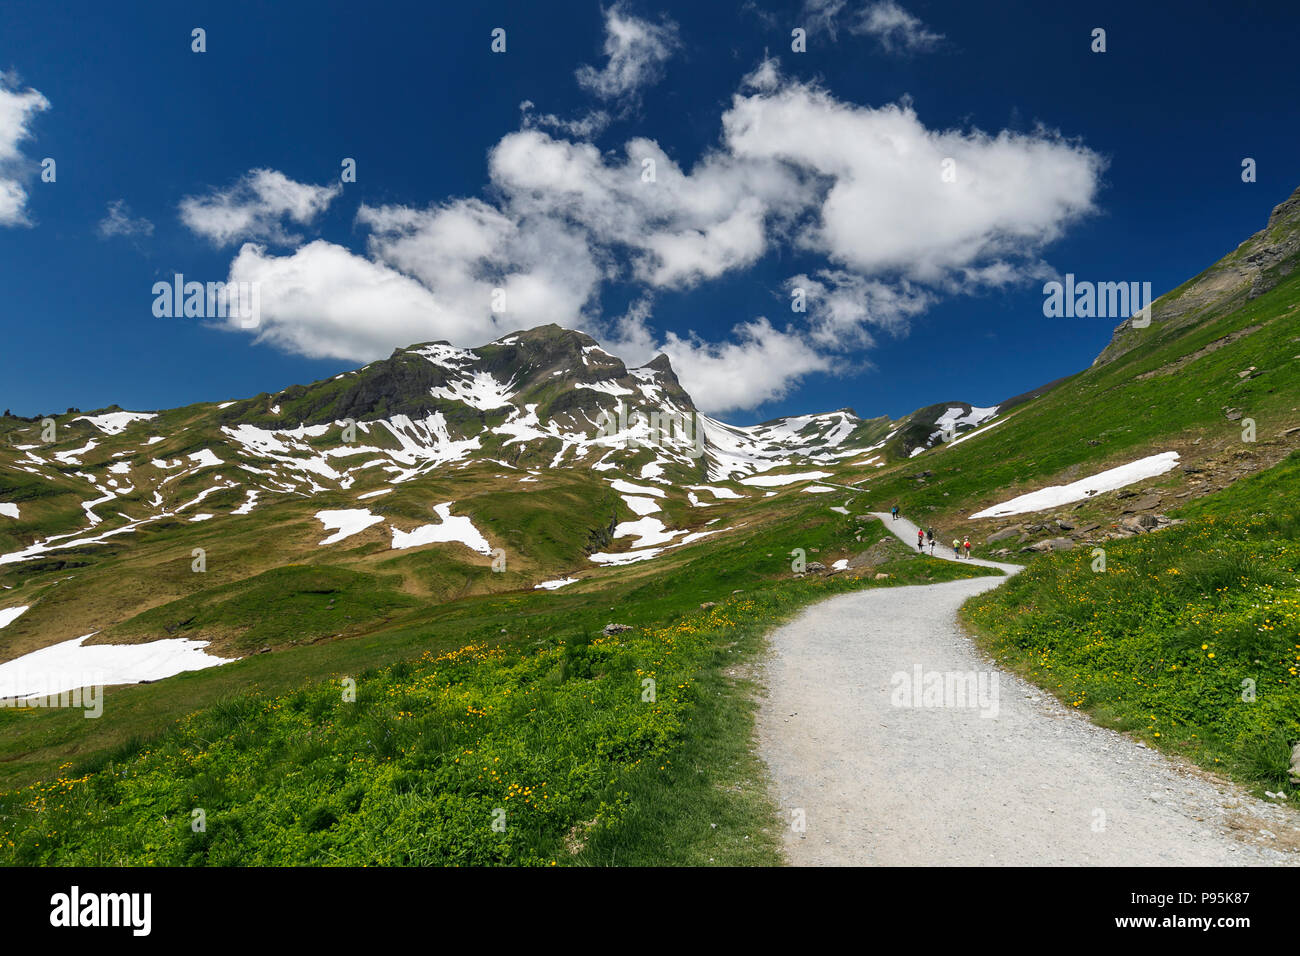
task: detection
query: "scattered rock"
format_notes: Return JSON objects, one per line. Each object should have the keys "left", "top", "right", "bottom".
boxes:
{"left": 1122, "top": 494, "right": 1162, "bottom": 513}
{"left": 1026, "top": 537, "right": 1075, "bottom": 552}
{"left": 873, "top": 572, "right": 890, "bottom": 580}
{"left": 1224, "top": 407, "right": 1244, "bottom": 421}
{"left": 700, "top": 602, "right": 717, "bottom": 611}
{"left": 603, "top": 623, "right": 632, "bottom": 635}
{"left": 849, "top": 539, "right": 899, "bottom": 569}
{"left": 1290, "top": 742, "right": 1300, "bottom": 785}
{"left": 987, "top": 526, "right": 1022, "bottom": 543}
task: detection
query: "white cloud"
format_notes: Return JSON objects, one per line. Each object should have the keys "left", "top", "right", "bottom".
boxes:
{"left": 658, "top": 319, "right": 832, "bottom": 411}
{"left": 576, "top": 4, "right": 681, "bottom": 102}
{"left": 722, "top": 69, "right": 1104, "bottom": 283}
{"left": 0, "top": 74, "right": 50, "bottom": 227}
{"left": 224, "top": 240, "right": 458, "bottom": 361}
{"left": 519, "top": 100, "right": 611, "bottom": 139}
{"left": 597, "top": 302, "right": 827, "bottom": 412}
{"left": 487, "top": 129, "right": 811, "bottom": 289}
{"left": 851, "top": 1, "right": 943, "bottom": 52}
{"left": 801, "top": 0, "right": 850, "bottom": 38}
{"left": 97, "top": 200, "right": 154, "bottom": 239}
{"left": 801, "top": 0, "right": 943, "bottom": 52}
{"left": 180, "top": 168, "right": 341, "bottom": 246}
{"left": 788, "top": 270, "right": 932, "bottom": 347}
{"left": 360, "top": 197, "right": 606, "bottom": 334}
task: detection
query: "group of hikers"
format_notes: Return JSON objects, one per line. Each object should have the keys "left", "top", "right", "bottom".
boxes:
{"left": 890, "top": 505, "right": 972, "bottom": 559}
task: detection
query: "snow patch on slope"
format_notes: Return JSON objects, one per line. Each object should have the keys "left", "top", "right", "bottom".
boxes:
{"left": 390, "top": 502, "right": 492, "bottom": 554}
{"left": 969, "top": 452, "right": 1181, "bottom": 519}
{"left": 316, "top": 509, "right": 384, "bottom": 545}
{"left": 0, "top": 632, "right": 235, "bottom": 700}
{"left": 75, "top": 411, "right": 158, "bottom": 435}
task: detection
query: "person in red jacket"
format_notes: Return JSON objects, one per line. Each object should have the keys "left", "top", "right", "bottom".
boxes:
{"left": 963, "top": 537, "right": 972, "bottom": 559}
{"left": 917, "top": 528, "right": 925, "bottom": 551}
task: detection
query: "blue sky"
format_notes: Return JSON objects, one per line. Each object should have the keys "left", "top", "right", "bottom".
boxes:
{"left": 1, "top": 0, "right": 1297, "bottom": 424}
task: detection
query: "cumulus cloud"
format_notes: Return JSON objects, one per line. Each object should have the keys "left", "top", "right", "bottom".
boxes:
{"left": 487, "top": 129, "right": 812, "bottom": 289}
{"left": 360, "top": 197, "right": 606, "bottom": 337}
{"left": 722, "top": 68, "right": 1104, "bottom": 283}
{"left": 658, "top": 319, "right": 833, "bottom": 411}
{"left": 603, "top": 304, "right": 828, "bottom": 410}
{"left": 576, "top": 4, "right": 681, "bottom": 103}
{"left": 210, "top": 55, "right": 1102, "bottom": 413}
{"left": 180, "top": 168, "right": 341, "bottom": 246}
{"left": 97, "top": 200, "right": 154, "bottom": 239}
{"left": 0, "top": 73, "right": 50, "bottom": 227}
{"left": 226, "top": 240, "right": 454, "bottom": 360}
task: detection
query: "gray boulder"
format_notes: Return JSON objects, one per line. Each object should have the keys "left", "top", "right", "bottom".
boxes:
{"left": 1027, "top": 537, "right": 1075, "bottom": 552}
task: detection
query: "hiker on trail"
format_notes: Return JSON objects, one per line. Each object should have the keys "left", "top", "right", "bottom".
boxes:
{"left": 963, "top": 537, "right": 972, "bottom": 559}
{"left": 952, "top": 538, "right": 960, "bottom": 557}
{"left": 928, "top": 537, "right": 936, "bottom": 555}
{"left": 917, "top": 528, "right": 924, "bottom": 551}
{"left": 892, "top": 505, "right": 899, "bottom": 521}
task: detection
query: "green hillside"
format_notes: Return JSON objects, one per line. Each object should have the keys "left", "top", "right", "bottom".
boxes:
{"left": 0, "top": 507, "right": 996, "bottom": 865}
{"left": 965, "top": 450, "right": 1300, "bottom": 793}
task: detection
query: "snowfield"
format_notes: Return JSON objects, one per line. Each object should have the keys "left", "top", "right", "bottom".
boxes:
{"left": 534, "top": 577, "right": 578, "bottom": 590}
{"left": 739, "top": 471, "right": 832, "bottom": 487}
{"left": 390, "top": 502, "right": 492, "bottom": 554}
{"left": 316, "top": 509, "right": 385, "bottom": 545}
{"left": 969, "top": 452, "right": 1182, "bottom": 519}
{"left": 946, "top": 414, "right": 1011, "bottom": 447}
{"left": 0, "top": 632, "right": 236, "bottom": 700}
{"left": 74, "top": 411, "right": 158, "bottom": 435}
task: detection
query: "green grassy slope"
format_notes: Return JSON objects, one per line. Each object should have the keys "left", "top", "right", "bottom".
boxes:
{"left": 0, "top": 508, "right": 997, "bottom": 864}
{"left": 963, "top": 451, "right": 1300, "bottom": 795}
{"left": 851, "top": 266, "right": 1300, "bottom": 541}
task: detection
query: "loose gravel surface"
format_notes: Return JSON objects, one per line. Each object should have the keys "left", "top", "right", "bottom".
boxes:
{"left": 755, "top": 513, "right": 1300, "bottom": 866}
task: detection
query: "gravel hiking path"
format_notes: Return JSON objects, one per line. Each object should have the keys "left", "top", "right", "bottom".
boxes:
{"left": 755, "top": 512, "right": 1300, "bottom": 865}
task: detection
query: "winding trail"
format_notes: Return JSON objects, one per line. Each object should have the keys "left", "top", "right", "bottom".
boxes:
{"left": 755, "top": 512, "right": 1299, "bottom": 865}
